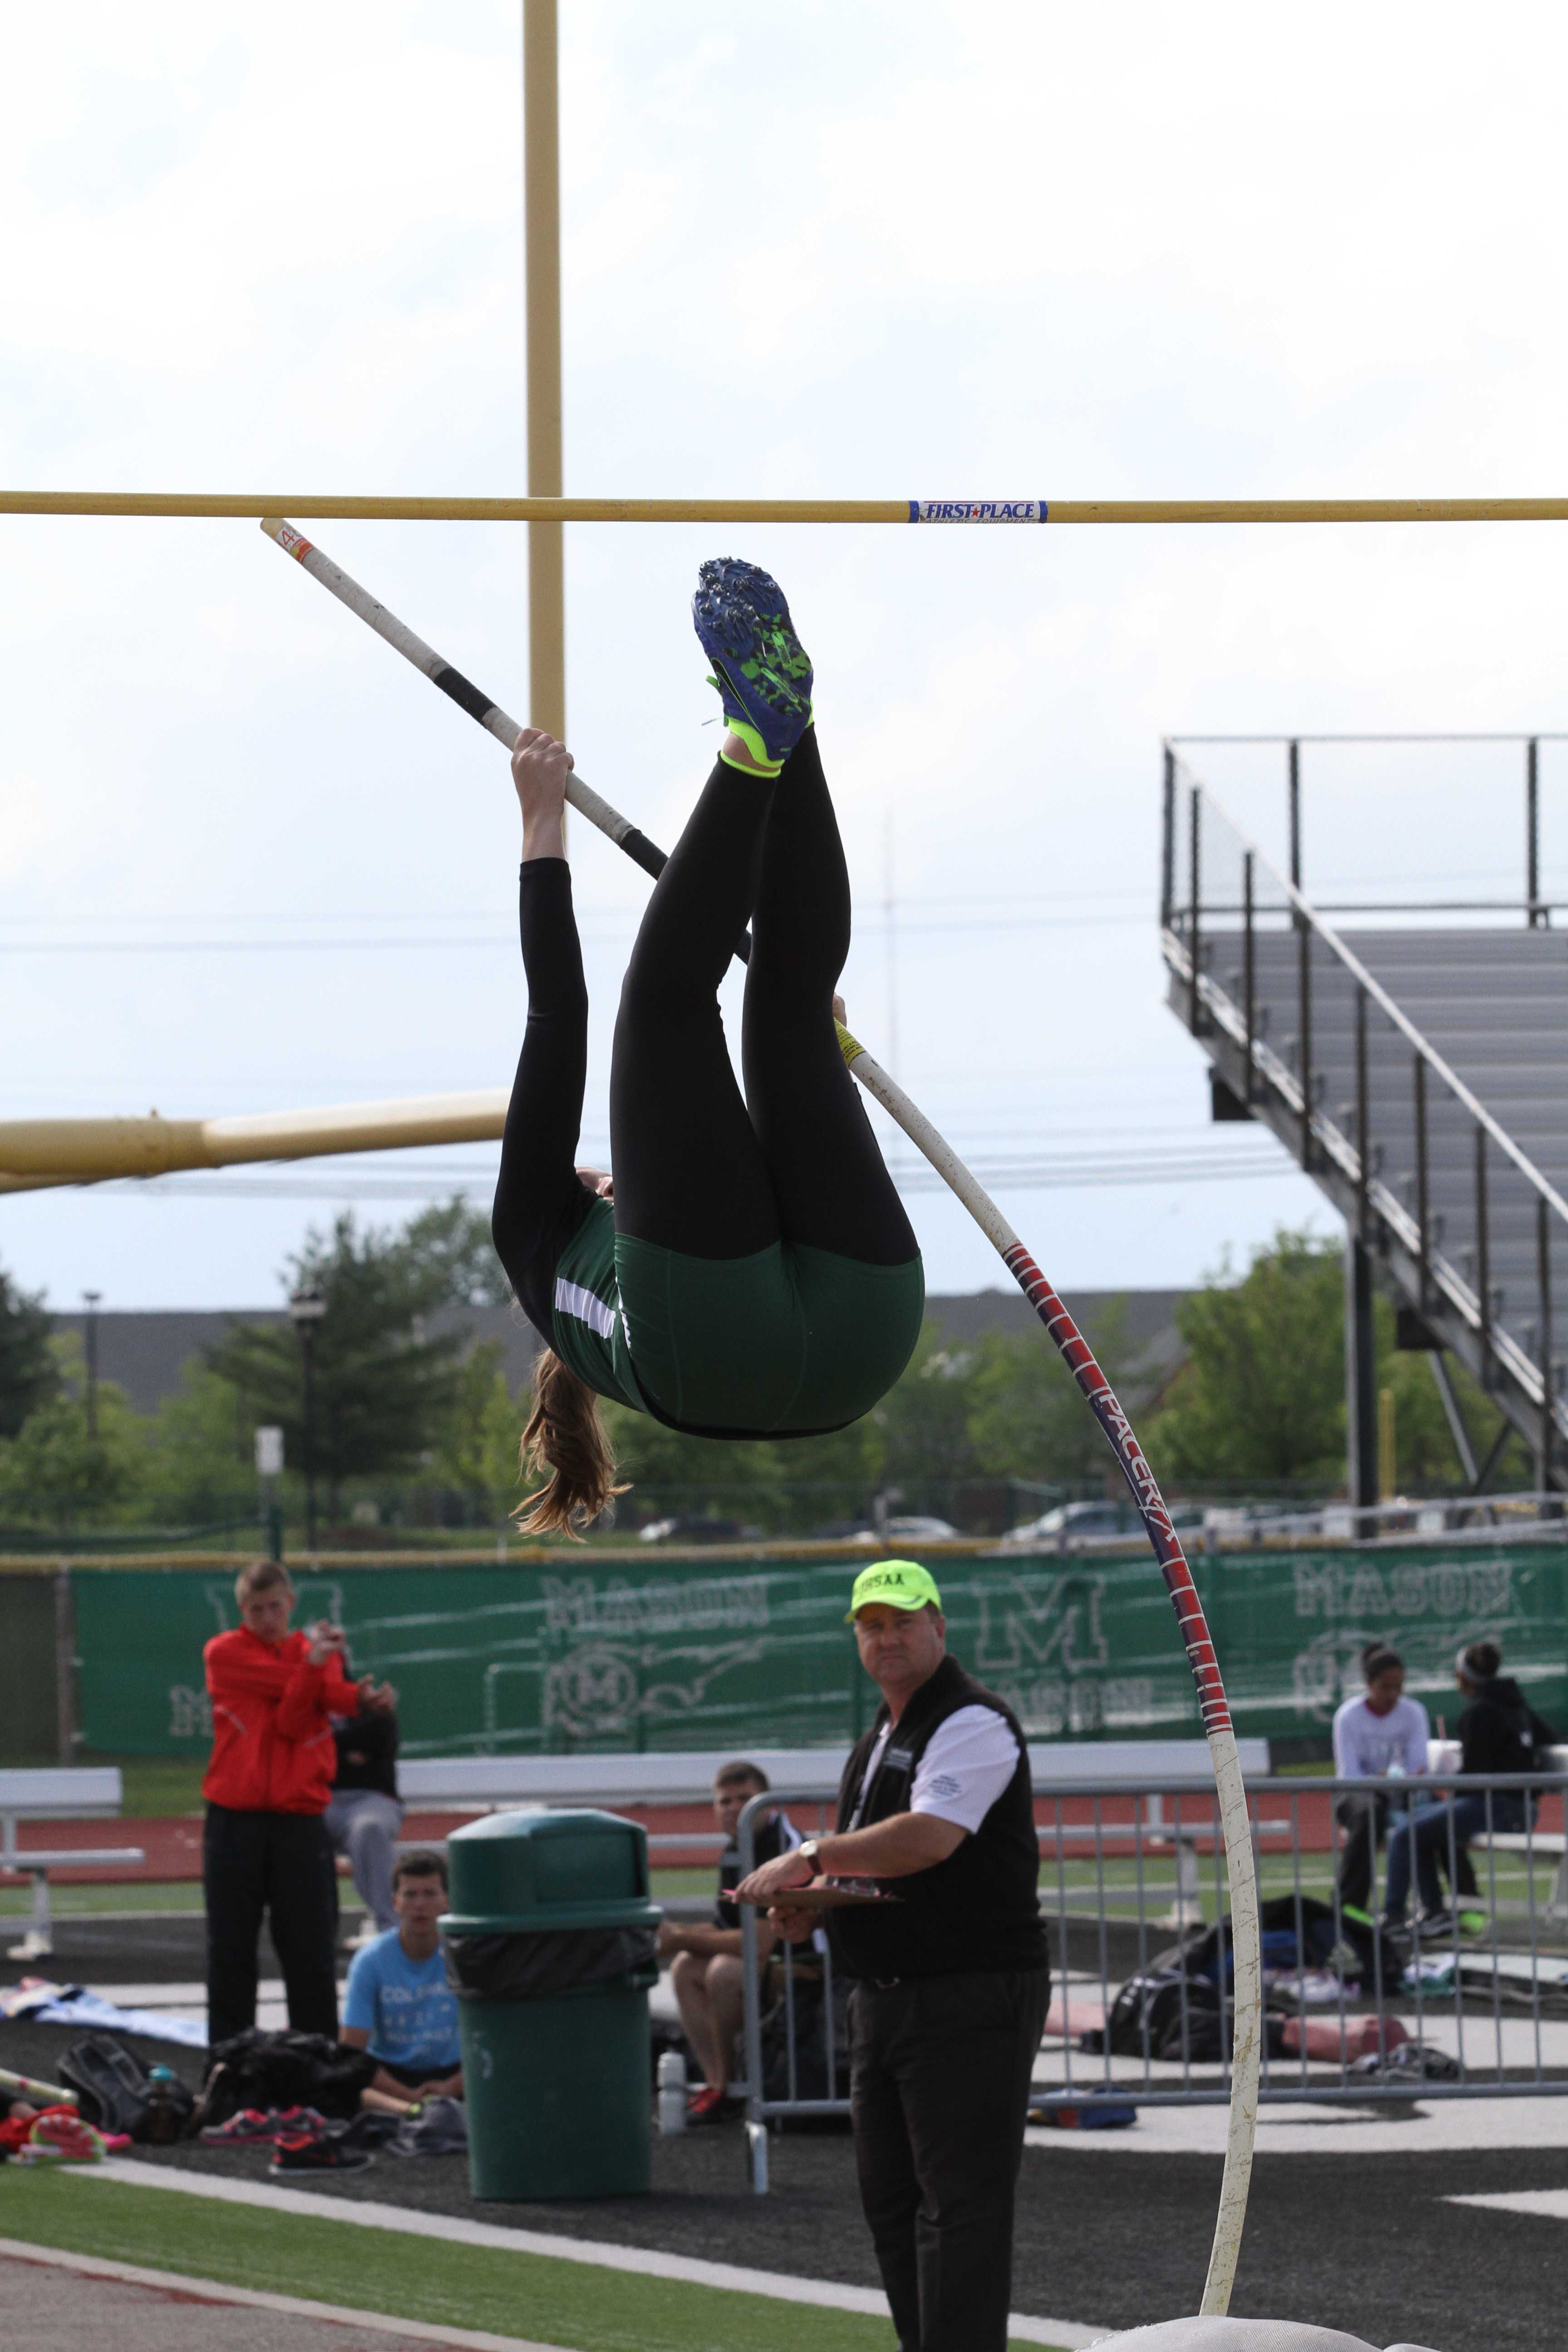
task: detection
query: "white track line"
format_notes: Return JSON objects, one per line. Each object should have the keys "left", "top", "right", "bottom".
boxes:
{"left": 1027, "top": 2097, "right": 1568, "bottom": 2158}
{"left": 0, "top": 2238, "right": 573, "bottom": 2352}
{"left": 1444, "top": 2188, "right": 1568, "bottom": 2220}
{"left": 65, "top": 2156, "right": 1102, "bottom": 2347}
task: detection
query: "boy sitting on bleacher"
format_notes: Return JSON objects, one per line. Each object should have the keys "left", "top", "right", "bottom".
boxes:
{"left": 340, "top": 1849, "right": 463, "bottom": 2115}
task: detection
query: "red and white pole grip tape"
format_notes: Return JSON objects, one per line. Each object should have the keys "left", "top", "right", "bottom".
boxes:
{"left": 1000, "top": 1239, "right": 1232, "bottom": 1735}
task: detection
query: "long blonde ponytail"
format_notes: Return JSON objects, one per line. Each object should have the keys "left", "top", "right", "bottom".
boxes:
{"left": 514, "top": 1349, "right": 628, "bottom": 1539}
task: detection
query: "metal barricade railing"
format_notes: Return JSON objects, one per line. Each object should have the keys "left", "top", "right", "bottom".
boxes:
{"left": 727, "top": 1774, "right": 1568, "bottom": 2191}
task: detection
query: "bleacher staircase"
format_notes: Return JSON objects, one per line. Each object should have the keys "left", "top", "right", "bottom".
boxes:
{"left": 1161, "top": 767, "right": 1568, "bottom": 1498}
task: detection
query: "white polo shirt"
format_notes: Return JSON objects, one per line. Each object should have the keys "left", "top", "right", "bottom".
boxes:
{"left": 854, "top": 1705, "right": 1021, "bottom": 1835}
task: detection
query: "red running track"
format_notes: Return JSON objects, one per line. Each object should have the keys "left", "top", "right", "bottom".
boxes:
{"left": 0, "top": 1789, "right": 1411, "bottom": 1885}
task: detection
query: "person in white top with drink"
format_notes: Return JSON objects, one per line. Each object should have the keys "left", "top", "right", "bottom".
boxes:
{"left": 1331, "top": 1642, "right": 1429, "bottom": 1931}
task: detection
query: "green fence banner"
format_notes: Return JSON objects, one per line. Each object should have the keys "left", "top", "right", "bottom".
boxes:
{"left": 70, "top": 1533, "right": 1568, "bottom": 1762}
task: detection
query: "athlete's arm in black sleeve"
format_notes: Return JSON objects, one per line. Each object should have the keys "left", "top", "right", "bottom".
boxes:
{"left": 490, "top": 858, "right": 598, "bottom": 1344}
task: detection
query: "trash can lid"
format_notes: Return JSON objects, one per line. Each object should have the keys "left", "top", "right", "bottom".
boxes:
{"left": 440, "top": 1806, "right": 664, "bottom": 1934}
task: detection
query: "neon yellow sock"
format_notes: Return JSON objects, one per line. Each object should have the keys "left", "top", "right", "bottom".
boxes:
{"left": 714, "top": 702, "right": 784, "bottom": 777}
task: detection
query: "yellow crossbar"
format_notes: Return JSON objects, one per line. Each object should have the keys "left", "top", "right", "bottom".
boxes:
{"left": 4, "top": 492, "right": 1568, "bottom": 524}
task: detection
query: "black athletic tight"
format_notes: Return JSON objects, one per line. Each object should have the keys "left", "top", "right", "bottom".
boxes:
{"left": 490, "top": 729, "right": 917, "bottom": 1346}
{"left": 611, "top": 728, "right": 917, "bottom": 1263}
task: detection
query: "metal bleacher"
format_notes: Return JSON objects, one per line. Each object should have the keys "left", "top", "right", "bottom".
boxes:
{"left": 1159, "top": 737, "right": 1568, "bottom": 1506}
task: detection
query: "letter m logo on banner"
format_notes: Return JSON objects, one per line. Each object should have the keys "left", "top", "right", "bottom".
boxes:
{"left": 975, "top": 1574, "right": 1109, "bottom": 1675}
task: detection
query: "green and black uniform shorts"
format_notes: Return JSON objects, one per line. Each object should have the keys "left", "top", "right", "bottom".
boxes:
{"left": 549, "top": 1196, "right": 924, "bottom": 1436}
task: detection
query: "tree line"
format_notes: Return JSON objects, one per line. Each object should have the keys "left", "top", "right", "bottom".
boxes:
{"left": 0, "top": 1215, "right": 1518, "bottom": 1540}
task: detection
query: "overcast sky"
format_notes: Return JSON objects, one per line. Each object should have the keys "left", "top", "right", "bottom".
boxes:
{"left": 6, "top": 2, "right": 1568, "bottom": 1314}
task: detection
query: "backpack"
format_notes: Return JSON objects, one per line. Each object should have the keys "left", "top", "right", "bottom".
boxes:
{"left": 197, "top": 2030, "right": 376, "bottom": 2126}
{"left": 56, "top": 2035, "right": 194, "bottom": 2142}
{"left": 1087, "top": 1970, "right": 1218, "bottom": 2058}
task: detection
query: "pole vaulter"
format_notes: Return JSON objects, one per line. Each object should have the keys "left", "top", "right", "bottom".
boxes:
{"left": 259, "top": 515, "right": 1261, "bottom": 2313}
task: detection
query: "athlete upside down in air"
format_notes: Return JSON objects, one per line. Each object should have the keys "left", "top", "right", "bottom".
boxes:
{"left": 490, "top": 559, "right": 925, "bottom": 1534}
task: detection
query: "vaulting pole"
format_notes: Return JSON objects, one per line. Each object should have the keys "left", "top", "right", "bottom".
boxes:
{"left": 7, "top": 491, "right": 1568, "bottom": 524}
{"left": 260, "top": 514, "right": 1261, "bottom": 2309}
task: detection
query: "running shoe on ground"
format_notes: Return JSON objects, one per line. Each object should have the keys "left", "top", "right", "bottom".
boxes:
{"left": 268, "top": 2132, "right": 374, "bottom": 2177}
{"left": 691, "top": 557, "right": 813, "bottom": 774}
{"left": 199, "top": 2106, "right": 285, "bottom": 2145}
{"left": 685, "top": 2085, "right": 742, "bottom": 2127}
{"left": 272, "top": 2104, "right": 328, "bottom": 2135}
{"left": 328, "top": 2108, "right": 402, "bottom": 2149}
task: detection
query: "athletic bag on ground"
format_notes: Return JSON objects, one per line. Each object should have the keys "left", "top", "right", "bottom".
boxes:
{"left": 1085, "top": 1973, "right": 1294, "bottom": 2064}
{"left": 56, "top": 2034, "right": 194, "bottom": 2142}
{"left": 198, "top": 2030, "right": 376, "bottom": 2126}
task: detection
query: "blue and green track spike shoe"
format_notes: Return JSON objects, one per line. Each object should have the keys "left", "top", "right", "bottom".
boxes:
{"left": 691, "top": 557, "right": 813, "bottom": 774}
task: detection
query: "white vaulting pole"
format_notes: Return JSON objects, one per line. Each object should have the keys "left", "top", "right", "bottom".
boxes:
{"left": 834, "top": 1028, "right": 1262, "bottom": 2314}
{"left": 261, "top": 515, "right": 1262, "bottom": 2309}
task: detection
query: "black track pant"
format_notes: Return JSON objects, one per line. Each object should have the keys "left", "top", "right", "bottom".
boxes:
{"left": 1335, "top": 1793, "right": 1478, "bottom": 1914}
{"left": 610, "top": 729, "right": 918, "bottom": 1265}
{"left": 203, "top": 1804, "right": 339, "bottom": 2049}
{"left": 1334, "top": 1793, "right": 1392, "bottom": 1916}
{"left": 849, "top": 1970, "right": 1050, "bottom": 2352}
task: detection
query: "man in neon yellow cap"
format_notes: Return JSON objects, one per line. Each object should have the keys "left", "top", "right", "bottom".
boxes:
{"left": 737, "top": 1559, "right": 1048, "bottom": 2352}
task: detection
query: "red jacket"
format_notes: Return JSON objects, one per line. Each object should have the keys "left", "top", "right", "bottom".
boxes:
{"left": 202, "top": 1627, "right": 360, "bottom": 1815}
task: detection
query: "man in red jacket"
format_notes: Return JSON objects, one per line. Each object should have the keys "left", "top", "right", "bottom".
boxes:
{"left": 203, "top": 1559, "right": 392, "bottom": 2049}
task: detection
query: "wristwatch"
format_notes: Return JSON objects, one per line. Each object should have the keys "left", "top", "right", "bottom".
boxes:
{"left": 799, "top": 1838, "right": 822, "bottom": 1876}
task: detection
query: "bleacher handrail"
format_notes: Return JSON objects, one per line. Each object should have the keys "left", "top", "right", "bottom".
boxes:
{"left": 1169, "top": 769, "right": 1568, "bottom": 1231}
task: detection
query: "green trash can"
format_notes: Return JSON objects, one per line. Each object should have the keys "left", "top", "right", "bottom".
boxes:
{"left": 441, "top": 1808, "right": 662, "bottom": 2200}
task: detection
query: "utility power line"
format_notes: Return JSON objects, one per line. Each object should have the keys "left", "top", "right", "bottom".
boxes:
{"left": 66, "top": 1138, "right": 1293, "bottom": 1205}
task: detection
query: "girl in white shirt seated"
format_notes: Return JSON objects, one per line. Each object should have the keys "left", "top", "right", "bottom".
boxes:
{"left": 1331, "top": 1642, "right": 1430, "bottom": 1930}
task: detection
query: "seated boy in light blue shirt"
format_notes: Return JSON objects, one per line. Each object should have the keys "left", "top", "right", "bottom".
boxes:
{"left": 341, "top": 1848, "right": 463, "bottom": 2111}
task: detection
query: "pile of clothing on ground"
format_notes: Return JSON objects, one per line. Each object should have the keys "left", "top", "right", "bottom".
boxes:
{"left": 0, "top": 1975, "right": 206, "bottom": 2048}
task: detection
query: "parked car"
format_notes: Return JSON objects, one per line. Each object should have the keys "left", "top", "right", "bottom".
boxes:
{"left": 637, "top": 1516, "right": 755, "bottom": 1545}
{"left": 807, "top": 1513, "right": 959, "bottom": 1545}
{"left": 1000, "top": 1499, "right": 1201, "bottom": 1548}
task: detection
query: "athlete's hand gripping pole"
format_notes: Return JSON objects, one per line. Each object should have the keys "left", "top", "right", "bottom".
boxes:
{"left": 261, "top": 514, "right": 1260, "bottom": 2314}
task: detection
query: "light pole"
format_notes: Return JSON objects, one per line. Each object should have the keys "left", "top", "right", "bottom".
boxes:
{"left": 82, "top": 1290, "right": 102, "bottom": 1438}
{"left": 287, "top": 1286, "right": 327, "bottom": 1552}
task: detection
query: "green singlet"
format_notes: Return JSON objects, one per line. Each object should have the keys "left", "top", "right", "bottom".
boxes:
{"left": 549, "top": 1197, "right": 925, "bottom": 1437}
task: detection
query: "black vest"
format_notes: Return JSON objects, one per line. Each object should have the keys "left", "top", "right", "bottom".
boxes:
{"left": 829, "top": 1653, "right": 1047, "bottom": 1981}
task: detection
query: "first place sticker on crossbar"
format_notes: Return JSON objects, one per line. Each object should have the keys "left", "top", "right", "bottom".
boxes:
{"left": 909, "top": 499, "right": 1048, "bottom": 522}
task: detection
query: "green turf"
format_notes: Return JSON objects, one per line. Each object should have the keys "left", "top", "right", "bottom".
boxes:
{"left": 0, "top": 2169, "right": 1073, "bottom": 2352}
{"left": 0, "top": 1868, "right": 716, "bottom": 1917}
{"left": 8, "top": 1847, "right": 1559, "bottom": 1925}
{"left": 0, "top": 1880, "right": 208, "bottom": 1916}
